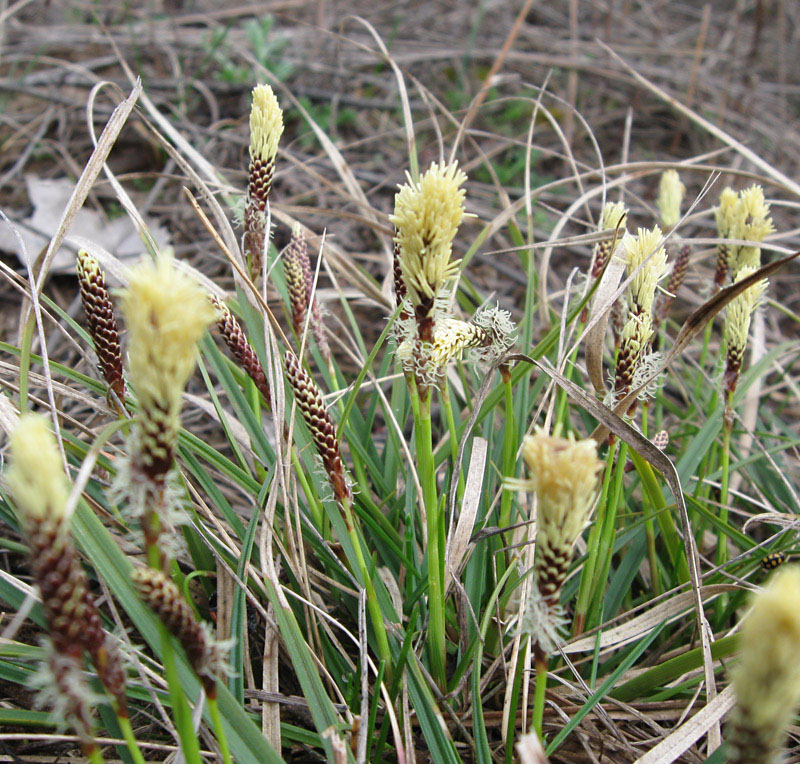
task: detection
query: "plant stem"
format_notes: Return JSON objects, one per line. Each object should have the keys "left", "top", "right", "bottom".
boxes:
{"left": 207, "top": 694, "right": 233, "bottom": 764}
{"left": 116, "top": 713, "right": 147, "bottom": 764}
{"left": 410, "top": 377, "right": 446, "bottom": 687}
{"left": 532, "top": 646, "right": 548, "bottom": 740}
{"left": 498, "top": 367, "right": 517, "bottom": 546}
{"left": 717, "top": 392, "right": 734, "bottom": 571}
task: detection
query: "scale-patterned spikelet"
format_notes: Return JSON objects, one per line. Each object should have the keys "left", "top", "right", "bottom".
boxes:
{"left": 284, "top": 225, "right": 311, "bottom": 338}
{"left": 119, "top": 254, "right": 215, "bottom": 480}
{"left": 614, "top": 227, "right": 668, "bottom": 396}
{"left": 7, "top": 416, "right": 127, "bottom": 716}
{"left": 656, "top": 170, "right": 685, "bottom": 229}
{"left": 132, "top": 567, "right": 226, "bottom": 695}
{"left": 285, "top": 350, "right": 350, "bottom": 502}
{"left": 723, "top": 267, "right": 767, "bottom": 396}
{"left": 211, "top": 296, "right": 272, "bottom": 408}
{"left": 727, "top": 567, "right": 800, "bottom": 764}
{"left": 657, "top": 243, "right": 691, "bottom": 321}
{"left": 390, "top": 162, "right": 467, "bottom": 309}
{"left": 429, "top": 317, "right": 490, "bottom": 368}
{"left": 591, "top": 202, "right": 627, "bottom": 279}
{"left": 245, "top": 84, "right": 284, "bottom": 279}
{"left": 519, "top": 429, "right": 602, "bottom": 652}
{"left": 76, "top": 250, "right": 125, "bottom": 402}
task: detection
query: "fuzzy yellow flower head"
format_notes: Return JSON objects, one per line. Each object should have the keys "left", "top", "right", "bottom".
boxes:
{"left": 715, "top": 187, "right": 739, "bottom": 238}
{"left": 521, "top": 429, "right": 602, "bottom": 554}
{"left": 657, "top": 170, "right": 685, "bottom": 229}
{"left": 6, "top": 415, "right": 69, "bottom": 522}
{"left": 119, "top": 254, "right": 215, "bottom": 475}
{"left": 390, "top": 161, "right": 468, "bottom": 305}
{"left": 724, "top": 266, "right": 767, "bottom": 365}
{"left": 600, "top": 201, "right": 627, "bottom": 233}
{"left": 735, "top": 185, "right": 775, "bottom": 244}
{"left": 728, "top": 566, "right": 800, "bottom": 764}
{"left": 622, "top": 226, "right": 668, "bottom": 317}
{"left": 249, "top": 84, "right": 284, "bottom": 164}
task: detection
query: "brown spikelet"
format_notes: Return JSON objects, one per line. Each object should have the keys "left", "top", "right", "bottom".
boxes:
{"left": 284, "top": 350, "right": 350, "bottom": 502}
{"left": 283, "top": 230, "right": 310, "bottom": 339}
{"left": 714, "top": 243, "right": 730, "bottom": 290}
{"left": 284, "top": 227, "right": 331, "bottom": 362}
{"left": 652, "top": 430, "right": 669, "bottom": 451}
{"left": 26, "top": 513, "right": 129, "bottom": 714}
{"left": 211, "top": 296, "right": 272, "bottom": 408}
{"left": 533, "top": 543, "right": 572, "bottom": 600}
{"left": 244, "top": 189, "right": 269, "bottom": 281}
{"left": 132, "top": 567, "right": 223, "bottom": 695}
{"left": 657, "top": 243, "right": 691, "bottom": 322}
{"left": 76, "top": 250, "right": 125, "bottom": 405}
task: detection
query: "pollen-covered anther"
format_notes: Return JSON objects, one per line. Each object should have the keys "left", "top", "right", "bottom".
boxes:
{"left": 591, "top": 202, "right": 627, "bottom": 279}
{"left": 132, "top": 567, "right": 228, "bottom": 694}
{"left": 285, "top": 350, "right": 351, "bottom": 503}
{"left": 76, "top": 249, "right": 125, "bottom": 403}
{"left": 390, "top": 161, "right": 468, "bottom": 308}
{"left": 656, "top": 170, "right": 685, "bottom": 229}
{"left": 211, "top": 296, "right": 272, "bottom": 408}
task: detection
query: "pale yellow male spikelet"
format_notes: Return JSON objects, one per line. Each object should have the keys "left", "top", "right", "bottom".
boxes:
{"left": 729, "top": 185, "right": 774, "bottom": 274}
{"left": 600, "top": 201, "right": 627, "bottom": 233}
{"left": 119, "top": 254, "right": 215, "bottom": 476}
{"left": 390, "top": 162, "right": 468, "bottom": 305}
{"left": 723, "top": 266, "right": 767, "bottom": 390}
{"left": 622, "top": 226, "right": 669, "bottom": 318}
{"left": 249, "top": 84, "right": 284, "bottom": 165}
{"left": 727, "top": 566, "right": 800, "bottom": 764}
{"left": 657, "top": 170, "right": 685, "bottom": 229}
{"left": 6, "top": 414, "right": 69, "bottom": 522}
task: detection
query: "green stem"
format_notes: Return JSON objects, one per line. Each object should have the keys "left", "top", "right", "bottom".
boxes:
{"left": 87, "top": 745, "right": 105, "bottom": 764}
{"left": 207, "top": 694, "right": 233, "bottom": 764}
{"left": 532, "top": 649, "right": 548, "bottom": 740}
{"left": 159, "top": 622, "right": 203, "bottom": 764}
{"left": 640, "top": 407, "right": 661, "bottom": 596}
{"left": 410, "top": 377, "right": 446, "bottom": 687}
{"left": 717, "top": 392, "right": 734, "bottom": 571}
{"left": 116, "top": 714, "right": 146, "bottom": 764}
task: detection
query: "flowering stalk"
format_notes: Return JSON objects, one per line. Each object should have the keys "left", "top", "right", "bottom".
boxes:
{"left": 613, "top": 227, "right": 668, "bottom": 407}
{"left": 726, "top": 566, "right": 800, "bottom": 764}
{"left": 6, "top": 416, "right": 135, "bottom": 763}
{"left": 117, "top": 253, "right": 215, "bottom": 571}
{"left": 76, "top": 249, "right": 125, "bottom": 408}
{"left": 211, "top": 295, "right": 272, "bottom": 409}
{"left": 717, "top": 269, "right": 768, "bottom": 569}
{"left": 283, "top": 224, "right": 331, "bottom": 364}
{"left": 656, "top": 170, "right": 685, "bottom": 231}
{"left": 389, "top": 161, "right": 469, "bottom": 686}
{"left": 245, "top": 84, "right": 284, "bottom": 281}
{"left": 514, "top": 429, "right": 602, "bottom": 736}
{"left": 284, "top": 350, "right": 391, "bottom": 671}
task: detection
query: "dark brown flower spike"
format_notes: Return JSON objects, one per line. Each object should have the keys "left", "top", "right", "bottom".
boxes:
{"left": 284, "top": 349, "right": 350, "bottom": 503}
{"left": 76, "top": 249, "right": 125, "bottom": 406}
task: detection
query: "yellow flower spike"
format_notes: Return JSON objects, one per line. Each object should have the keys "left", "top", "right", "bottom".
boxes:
{"left": 429, "top": 317, "right": 490, "bottom": 368}
{"left": 723, "top": 266, "right": 767, "bottom": 396}
{"left": 600, "top": 201, "right": 627, "bottom": 233}
{"left": 656, "top": 170, "right": 685, "bottom": 229}
{"left": 390, "top": 161, "right": 468, "bottom": 306}
{"left": 119, "top": 253, "right": 215, "bottom": 478}
{"left": 518, "top": 429, "right": 602, "bottom": 652}
{"left": 7, "top": 414, "right": 69, "bottom": 522}
{"left": 622, "top": 226, "right": 669, "bottom": 318}
{"left": 249, "top": 84, "right": 284, "bottom": 167}
{"left": 727, "top": 566, "right": 800, "bottom": 764}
